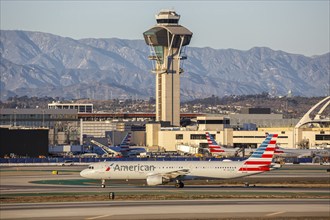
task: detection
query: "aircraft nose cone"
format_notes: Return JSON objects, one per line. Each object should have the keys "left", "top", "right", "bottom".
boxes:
{"left": 80, "top": 169, "right": 89, "bottom": 178}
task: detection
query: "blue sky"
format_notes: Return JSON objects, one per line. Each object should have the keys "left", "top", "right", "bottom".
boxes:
{"left": 1, "top": 1, "right": 329, "bottom": 56}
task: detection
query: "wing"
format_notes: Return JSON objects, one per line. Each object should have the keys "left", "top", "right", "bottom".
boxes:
{"left": 148, "top": 169, "right": 190, "bottom": 180}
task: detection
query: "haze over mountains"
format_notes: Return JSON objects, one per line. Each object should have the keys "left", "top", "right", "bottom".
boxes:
{"left": 1, "top": 30, "right": 329, "bottom": 101}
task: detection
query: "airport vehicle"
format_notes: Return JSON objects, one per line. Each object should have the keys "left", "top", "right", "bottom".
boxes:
{"left": 59, "top": 160, "right": 74, "bottom": 166}
{"left": 80, "top": 134, "right": 280, "bottom": 188}
{"left": 205, "top": 132, "right": 254, "bottom": 157}
{"left": 81, "top": 153, "right": 99, "bottom": 158}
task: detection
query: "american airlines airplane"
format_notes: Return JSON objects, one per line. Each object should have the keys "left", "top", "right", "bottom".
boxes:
{"left": 80, "top": 134, "right": 279, "bottom": 188}
{"left": 274, "top": 146, "right": 330, "bottom": 158}
{"left": 109, "top": 132, "right": 146, "bottom": 157}
{"left": 205, "top": 132, "right": 238, "bottom": 157}
{"left": 205, "top": 132, "right": 254, "bottom": 157}
{"left": 109, "top": 132, "right": 132, "bottom": 154}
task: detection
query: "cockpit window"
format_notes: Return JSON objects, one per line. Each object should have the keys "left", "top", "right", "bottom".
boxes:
{"left": 88, "top": 166, "right": 94, "bottom": 169}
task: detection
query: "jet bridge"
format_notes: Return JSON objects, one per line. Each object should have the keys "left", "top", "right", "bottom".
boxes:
{"left": 90, "top": 139, "right": 121, "bottom": 156}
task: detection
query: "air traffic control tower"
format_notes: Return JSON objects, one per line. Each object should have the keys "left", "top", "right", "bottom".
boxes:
{"left": 143, "top": 10, "right": 192, "bottom": 126}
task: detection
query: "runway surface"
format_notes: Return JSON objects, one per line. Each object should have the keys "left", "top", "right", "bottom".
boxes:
{"left": 1, "top": 199, "right": 329, "bottom": 219}
{"left": 1, "top": 164, "right": 329, "bottom": 219}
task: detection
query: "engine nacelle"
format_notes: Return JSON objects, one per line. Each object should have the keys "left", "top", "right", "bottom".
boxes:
{"left": 146, "top": 175, "right": 169, "bottom": 186}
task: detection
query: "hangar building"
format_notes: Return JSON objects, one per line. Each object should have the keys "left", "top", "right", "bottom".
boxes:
{"left": 0, "top": 127, "right": 48, "bottom": 157}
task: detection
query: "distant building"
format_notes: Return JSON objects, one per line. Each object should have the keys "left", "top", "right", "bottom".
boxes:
{"left": 48, "top": 102, "right": 93, "bottom": 113}
{"left": 0, "top": 109, "right": 78, "bottom": 128}
{"left": 240, "top": 108, "right": 271, "bottom": 114}
{"left": 0, "top": 127, "right": 48, "bottom": 157}
{"left": 196, "top": 115, "right": 230, "bottom": 131}
{"left": 229, "top": 112, "right": 299, "bottom": 128}
{"left": 146, "top": 124, "right": 329, "bottom": 151}
{"left": 82, "top": 121, "right": 117, "bottom": 138}
{"left": 0, "top": 109, "right": 79, "bottom": 146}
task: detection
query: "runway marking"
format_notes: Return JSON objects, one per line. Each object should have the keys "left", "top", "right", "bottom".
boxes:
{"left": 266, "top": 211, "right": 286, "bottom": 216}
{"left": 86, "top": 214, "right": 111, "bottom": 220}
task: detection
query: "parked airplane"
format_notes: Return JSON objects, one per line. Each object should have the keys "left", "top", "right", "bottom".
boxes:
{"left": 205, "top": 132, "right": 238, "bottom": 157}
{"left": 109, "top": 132, "right": 131, "bottom": 152}
{"left": 80, "top": 134, "right": 280, "bottom": 188}
{"left": 274, "top": 146, "right": 330, "bottom": 158}
{"left": 110, "top": 132, "right": 146, "bottom": 157}
{"left": 205, "top": 132, "right": 254, "bottom": 157}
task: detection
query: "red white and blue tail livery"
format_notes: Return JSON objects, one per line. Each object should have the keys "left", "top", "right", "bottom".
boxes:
{"left": 205, "top": 132, "right": 225, "bottom": 153}
{"left": 205, "top": 132, "right": 240, "bottom": 156}
{"left": 239, "top": 134, "right": 278, "bottom": 172}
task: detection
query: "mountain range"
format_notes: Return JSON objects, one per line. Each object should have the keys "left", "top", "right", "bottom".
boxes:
{"left": 0, "top": 30, "right": 329, "bottom": 101}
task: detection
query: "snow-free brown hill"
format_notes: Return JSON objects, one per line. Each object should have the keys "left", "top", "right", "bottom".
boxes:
{"left": 1, "top": 30, "right": 329, "bottom": 101}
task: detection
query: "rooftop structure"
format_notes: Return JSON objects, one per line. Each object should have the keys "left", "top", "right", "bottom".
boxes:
{"left": 295, "top": 96, "right": 330, "bottom": 128}
{"left": 48, "top": 102, "right": 93, "bottom": 113}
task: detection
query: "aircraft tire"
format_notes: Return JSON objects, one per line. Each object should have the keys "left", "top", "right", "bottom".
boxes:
{"left": 175, "top": 181, "right": 184, "bottom": 188}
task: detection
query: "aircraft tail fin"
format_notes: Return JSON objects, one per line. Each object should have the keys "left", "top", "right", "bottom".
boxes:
{"left": 205, "top": 132, "right": 225, "bottom": 153}
{"left": 239, "top": 134, "right": 278, "bottom": 172}
{"left": 119, "top": 132, "right": 132, "bottom": 149}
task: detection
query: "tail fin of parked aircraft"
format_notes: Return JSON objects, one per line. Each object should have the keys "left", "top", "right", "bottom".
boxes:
{"left": 119, "top": 132, "right": 132, "bottom": 149}
{"left": 205, "top": 132, "right": 225, "bottom": 153}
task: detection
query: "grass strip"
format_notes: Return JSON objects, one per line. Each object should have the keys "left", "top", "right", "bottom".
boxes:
{"left": 1, "top": 190, "right": 329, "bottom": 204}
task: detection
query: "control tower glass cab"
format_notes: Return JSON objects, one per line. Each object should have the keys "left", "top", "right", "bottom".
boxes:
{"left": 143, "top": 10, "right": 193, "bottom": 126}
{"left": 156, "top": 9, "right": 180, "bottom": 25}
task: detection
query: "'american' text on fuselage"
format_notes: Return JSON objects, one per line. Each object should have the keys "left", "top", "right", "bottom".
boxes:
{"left": 112, "top": 164, "right": 156, "bottom": 172}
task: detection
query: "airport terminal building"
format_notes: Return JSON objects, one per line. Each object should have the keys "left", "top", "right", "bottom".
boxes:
{"left": 1, "top": 104, "right": 329, "bottom": 157}
{"left": 0, "top": 127, "right": 48, "bottom": 157}
{"left": 146, "top": 115, "right": 330, "bottom": 152}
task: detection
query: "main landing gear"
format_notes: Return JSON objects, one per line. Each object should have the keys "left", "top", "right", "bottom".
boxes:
{"left": 101, "top": 179, "right": 106, "bottom": 188}
{"left": 175, "top": 180, "right": 184, "bottom": 188}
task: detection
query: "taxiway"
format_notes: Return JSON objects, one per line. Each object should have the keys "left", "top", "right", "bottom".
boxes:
{"left": 1, "top": 164, "right": 329, "bottom": 219}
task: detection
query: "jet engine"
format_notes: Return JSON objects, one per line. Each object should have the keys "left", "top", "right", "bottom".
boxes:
{"left": 146, "top": 175, "right": 170, "bottom": 186}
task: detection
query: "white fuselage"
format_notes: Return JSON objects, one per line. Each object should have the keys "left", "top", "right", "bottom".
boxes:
{"left": 80, "top": 160, "right": 263, "bottom": 181}
{"left": 211, "top": 147, "right": 254, "bottom": 157}
{"left": 275, "top": 148, "right": 330, "bottom": 158}
{"left": 210, "top": 148, "right": 238, "bottom": 157}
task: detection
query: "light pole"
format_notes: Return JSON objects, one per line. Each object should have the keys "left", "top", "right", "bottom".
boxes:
{"left": 13, "top": 110, "right": 17, "bottom": 127}
{"left": 42, "top": 110, "right": 45, "bottom": 127}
